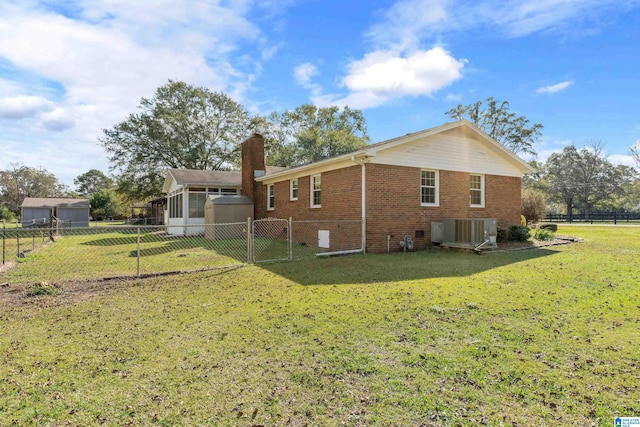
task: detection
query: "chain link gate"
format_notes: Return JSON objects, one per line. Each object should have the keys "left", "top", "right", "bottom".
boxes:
{"left": 252, "top": 218, "right": 291, "bottom": 263}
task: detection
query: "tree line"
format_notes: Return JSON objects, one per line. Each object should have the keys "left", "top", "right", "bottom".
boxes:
{"left": 1, "top": 81, "right": 638, "bottom": 223}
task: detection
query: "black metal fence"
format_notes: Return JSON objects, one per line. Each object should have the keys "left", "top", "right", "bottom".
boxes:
{"left": 543, "top": 212, "right": 640, "bottom": 224}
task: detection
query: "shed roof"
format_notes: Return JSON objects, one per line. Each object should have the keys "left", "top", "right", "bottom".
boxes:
{"left": 21, "top": 198, "right": 90, "bottom": 209}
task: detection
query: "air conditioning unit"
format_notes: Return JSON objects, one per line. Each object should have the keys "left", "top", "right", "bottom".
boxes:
{"left": 432, "top": 218, "right": 497, "bottom": 251}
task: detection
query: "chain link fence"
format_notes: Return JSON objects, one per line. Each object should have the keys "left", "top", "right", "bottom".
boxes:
{"left": 1, "top": 219, "right": 363, "bottom": 285}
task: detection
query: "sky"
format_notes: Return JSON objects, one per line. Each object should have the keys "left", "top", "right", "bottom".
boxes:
{"left": 1, "top": 0, "right": 639, "bottom": 188}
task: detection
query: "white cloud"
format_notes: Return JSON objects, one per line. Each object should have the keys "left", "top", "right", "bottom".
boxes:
{"left": 444, "top": 93, "right": 462, "bottom": 102}
{"left": 607, "top": 154, "right": 636, "bottom": 167}
{"left": 294, "top": 63, "right": 319, "bottom": 85}
{"left": 367, "top": 0, "right": 452, "bottom": 50}
{"left": 536, "top": 80, "right": 574, "bottom": 94}
{"left": 366, "top": 0, "right": 634, "bottom": 48}
{"left": 0, "top": 95, "right": 54, "bottom": 119}
{"left": 314, "top": 47, "right": 466, "bottom": 109}
{"left": 0, "top": 0, "right": 283, "bottom": 185}
{"left": 40, "top": 108, "right": 76, "bottom": 132}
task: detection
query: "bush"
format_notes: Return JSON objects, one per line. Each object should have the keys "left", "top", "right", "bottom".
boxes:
{"left": 26, "top": 281, "right": 57, "bottom": 297}
{"left": 0, "top": 205, "right": 16, "bottom": 222}
{"left": 534, "top": 228, "right": 555, "bottom": 241}
{"left": 540, "top": 223, "right": 558, "bottom": 232}
{"left": 522, "top": 188, "right": 548, "bottom": 224}
{"left": 496, "top": 227, "right": 508, "bottom": 242}
{"left": 508, "top": 225, "right": 530, "bottom": 242}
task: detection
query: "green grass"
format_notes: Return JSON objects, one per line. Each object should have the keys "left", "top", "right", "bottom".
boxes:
{"left": 0, "top": 226, "right": 639, "bottom": 425}
{"left": 1, "top": 228, "right": 248, "bottom": 283}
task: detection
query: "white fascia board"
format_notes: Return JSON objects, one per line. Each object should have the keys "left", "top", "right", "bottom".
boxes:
{"left": 256, "top": 152, "right": 376, "bottom": 184}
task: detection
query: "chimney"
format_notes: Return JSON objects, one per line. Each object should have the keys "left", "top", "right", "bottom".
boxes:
{"left": 241, "top": 134, "right": 266, "bottom": 218}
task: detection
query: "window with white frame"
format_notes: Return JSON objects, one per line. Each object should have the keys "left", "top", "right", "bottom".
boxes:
{"left": 188, "top": 191, "right": 206, "bottom": 218}
{"left": 267, "top": 184, "right": 275, "bottom": 210}
{"left": 310, "top": 175, "right": 321, "bottom": 208}
{"left": 420, "top": 169, "right": 439, "bottom": 206}
{"left": 470, "top": 174, "right": 485, "bottom": 207}
{"left": 169, "top": 193, "right": 183, "bottom": 218}
{"left": 290, "top": 178, "right": 298, "bottom": 201}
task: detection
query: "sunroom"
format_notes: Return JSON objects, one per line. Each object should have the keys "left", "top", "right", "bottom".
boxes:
{"left": 162, "top": 169, "right": 241, "bottom": 236}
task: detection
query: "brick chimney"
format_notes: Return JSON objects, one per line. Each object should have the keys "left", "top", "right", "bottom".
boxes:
{"left": 241, "top": 134, "right": 266, "bottom": 219}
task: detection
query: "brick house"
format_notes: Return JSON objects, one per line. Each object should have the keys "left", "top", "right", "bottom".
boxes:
{"left": 242, "top": 120, "right": 535, "bottom": 253}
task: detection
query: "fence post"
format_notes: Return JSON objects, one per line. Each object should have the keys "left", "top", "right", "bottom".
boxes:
{"left": 246, "top": 217, "right": 252, "bottom": 264}
{"left": 2, "top": 220, "right": 5, "bottom": 265}
{"left": 288, "top": 217, "right": 293, "bottom": 260}
{"left": 16, "top": 220, "right": 20, "bottom": 257}
{"left": 136, "top": 227, "right": 141, "bottom": 277}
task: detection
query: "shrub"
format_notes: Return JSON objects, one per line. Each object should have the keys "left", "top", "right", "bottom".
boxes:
{"left": 522, "top": 188, "right": 548, "bottom": 224}
{"left": 26, "top": 281, "right": 57, "bottom": 297}
{"left": 0, "top": 205, "right": 16, "bottom": 222}
{"left": 534, "top": 228, "right": 555, "bottom": 241}
{"left": 540, "top": 223, "right": 558, "bottom": 232}
{"left": 496, "top": 227, "right": 508, "bottom": 242}
{"left": 508, "top": 225, "right": 530, "bottom": 242}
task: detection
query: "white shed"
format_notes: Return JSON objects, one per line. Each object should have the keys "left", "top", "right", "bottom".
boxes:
{"left": 204, "top": 195, "right": 253, "bottom": 240}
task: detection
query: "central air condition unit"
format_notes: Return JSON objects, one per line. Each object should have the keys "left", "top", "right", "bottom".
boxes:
{"left": 432, "top": 218, "right": 497, "bottom": 251}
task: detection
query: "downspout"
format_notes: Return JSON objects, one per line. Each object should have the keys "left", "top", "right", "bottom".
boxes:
{"left": 315, "top": 155, "right": 368, "bottom": 257}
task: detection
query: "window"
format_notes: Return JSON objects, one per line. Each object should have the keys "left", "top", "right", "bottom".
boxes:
{"left": 188, "top": 192, "right": 206, "bottom": 218}
{"left": 470, "top": 174, "right": 485, "bottom": 207}
{"left": 311, "top": 175, "right": 321, "bottom": 208}
{"left": 169, "top": 193, "right": 183, "bottom": 218}
{"left": 420, "top": 170, "right": 439, "bottom": 206}
{"left": 290, "top": 178, "right": 298, "bottom": 201}
{"left": 207, "top": 188, "right": 239, "bottom": 195}
{"left": 267, "top": 184, "right": 275, "bottom": 210}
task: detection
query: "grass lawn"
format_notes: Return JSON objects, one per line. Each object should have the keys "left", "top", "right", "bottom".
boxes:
{"left": 1, "top": 228, "right": 248, "bottom": 283}
{"left": 0, "top": 226, "right": 638, "bottom": 426}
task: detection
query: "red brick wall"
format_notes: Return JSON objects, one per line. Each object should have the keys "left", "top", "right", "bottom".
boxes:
{"left": 264, "top": 165, "right": 362, "bottom": 221}
{"left": 365, "top": 164, "right": 522, "bottom": 252}
{"left": 241, "top": 134, "right": 266, "bottom": 219}
{"left": 258, "top": 163, "right": 522, "bottom": 253}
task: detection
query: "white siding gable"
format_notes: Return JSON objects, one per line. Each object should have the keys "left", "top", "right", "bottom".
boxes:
{"left": 165, "top": 176, "right": 183, "bottom": 195}
{"left": 370, "top": 127, "right": 524, "bottom": 177}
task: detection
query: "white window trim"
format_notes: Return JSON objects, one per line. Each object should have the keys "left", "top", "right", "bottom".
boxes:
{"left": 470, "top": 174, "right": 485, "bottom": 208}
{"left": 310, "top": 175, "right": 321, "bottom": 208}
{"left": 290, "top": 178, "right": 298, "bottom": 201}
{"left": 267, "top": 184, "right": 275, "bottom": 211}
{"left": 420, "top": 169, "right": 439, "bottom": 207}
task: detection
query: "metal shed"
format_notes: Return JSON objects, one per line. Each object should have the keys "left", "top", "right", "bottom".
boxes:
{"left": 21, "top": 198, "right": 90, "bottom": 228}
{"left": 204, "top": 195, "right": 253, "bottom": 240}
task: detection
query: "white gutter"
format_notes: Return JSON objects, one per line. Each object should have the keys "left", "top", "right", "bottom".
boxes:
{"left": 315, "top": 155, "right": 368, "bottom": 257}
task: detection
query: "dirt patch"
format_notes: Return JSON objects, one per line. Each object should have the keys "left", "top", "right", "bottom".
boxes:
{"left": 0, "top": 260, "right": 17, "bottom": 274}
{"left": 489, "top": 235, "right": 583, "bottom": 252}
{"left": 0, "top": 265, "right": 245, "bottom": 307}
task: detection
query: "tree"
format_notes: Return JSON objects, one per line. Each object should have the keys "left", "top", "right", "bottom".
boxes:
{"left": 445, "top": 97, "right": 542, "bottom": 156}
{"left": 521, "top": 188, "right": 547, "bottom": 224}
{"left": 89, "top": 189, "right": 120, "bottom": 220}
{"left": 0, "top": 164, "right": 68, "bottom": 215}
{"left": 545, "top": 143, "right": 625, "bottom": 221}
{"left": 101, "top": 80, "right": 251, "bottom": 201}
{"left": 74, "top": 169, "right": 114, "bottom": 197}
{"left": 263, "top": 104, "right": 369, "bottom": 167}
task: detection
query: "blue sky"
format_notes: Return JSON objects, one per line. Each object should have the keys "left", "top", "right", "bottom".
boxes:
{"left": 1, "top": 0, "right": 639, "bottom": 187}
